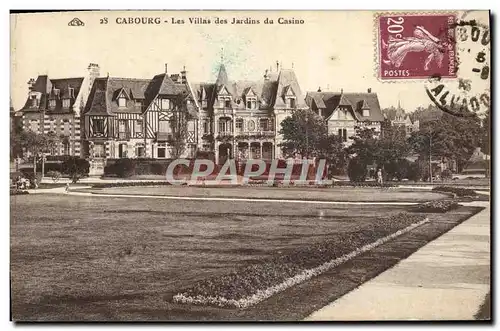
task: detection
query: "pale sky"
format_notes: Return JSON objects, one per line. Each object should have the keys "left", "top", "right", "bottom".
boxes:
{"left": 10, "top": 10, "right": 490, "bottom": 113}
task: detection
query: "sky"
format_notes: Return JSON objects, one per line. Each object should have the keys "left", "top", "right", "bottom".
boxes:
{"left": 10, "top": 10, "right": 489, "bottom": 113}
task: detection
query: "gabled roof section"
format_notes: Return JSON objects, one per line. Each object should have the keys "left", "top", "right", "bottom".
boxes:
{"left": 304, "top": 91, "right": 384, "bottom": 122}
{"left": 113, "top": 87, "right": 130, "bottom": 101}
{"left": 283, "top": 85, "right": 296, "bottom": 97}
{"left": 21, "top": 76, "right": 84, "bottom": 113}
{"left": 84, "top": 77, "right": 113, "bottom": 116}
{"left": 273, "top": 69, "right": 306, "bottom": 109}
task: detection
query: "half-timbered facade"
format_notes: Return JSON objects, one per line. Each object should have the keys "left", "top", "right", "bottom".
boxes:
{"left": 82, "top": 66, "right": 199, "bottom": 173}
{"left": 192, "top": 63, "right": 308, "bottom": 164}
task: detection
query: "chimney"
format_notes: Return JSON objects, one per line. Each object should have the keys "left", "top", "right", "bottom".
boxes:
{"left": 87, "top": 63, "right": 100, "bottom": 80}
{"left": 264, "top": 69, "right": 270, "bottom": 81}
{"left": 165, "top": 63, "right": 168, "bottom": 74}
{"left": 367, "top": 88, "right": 372, "bottom": 93}
{"left": 180, "top": 65, "right": 187, "bottom": 84}
{"left": 27, "top": 78, "right": 36, "bottom": 90}
{"left": 317, "top": 86, "right": 322, "bottom": 92}
{"left": 341, "top": 88, "right": 343, "bottom": 94}
{"left": 276, "top": 60, "right": 279, "bottom": 72}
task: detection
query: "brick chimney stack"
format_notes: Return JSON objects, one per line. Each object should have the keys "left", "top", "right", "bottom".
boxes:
{"left": 180, "top": 66, "right": 187, "bottom": 84}
{"left": 165, "top": 63, "right": 168, "bottom": 74}
{"left": 367, "top": 88, "right": 372, "bottom": 93}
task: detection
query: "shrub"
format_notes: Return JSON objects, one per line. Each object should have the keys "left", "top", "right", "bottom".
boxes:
{"left": 411, "top": 200, "right": 459, "bottom": 213}
{"left": 61, "top": 157, "right": 90, "bottom": 183}
{"left": 347, "top": 157, "right": 367, "bottom": 182}
{"left": 47, "top": 170, "right": 62, "bottom": 183}
{"left": 384, "top": 159, "right": 410, "bottom": 181}
{"left": 407, "top": 161, "right": 422, "bottom": 182}
{"left": 92, "top": 181, "right": 172, "bottom": 189}
{"left": 10, "top": 189, "right": 29, "bottom": 195}
{"left": 150, "top": 163, "right": 168, "bottom": 175}
{"left": 432, "top": 186, "right": 476, "bottom": 197}
{"left": 114, "top": 158, "right": 137, "bottom": 178}
{"left": 441, "top": 169, "right": 453, "bottom": 181}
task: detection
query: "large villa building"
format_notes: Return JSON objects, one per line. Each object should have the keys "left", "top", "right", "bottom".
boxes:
{"left": 15, "top": 62, "right": 385, "bottom": 172}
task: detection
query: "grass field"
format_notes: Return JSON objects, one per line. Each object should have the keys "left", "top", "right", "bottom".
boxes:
{"left": 89, "top": 185, "right": 449, "bottom": 202}
{"left": 10, "top": 192, "right": 482, "bottom": 321}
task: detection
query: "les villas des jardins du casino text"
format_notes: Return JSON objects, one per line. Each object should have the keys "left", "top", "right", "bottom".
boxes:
{"left": 112, "top": 16, "right": 305, "bottom": 25}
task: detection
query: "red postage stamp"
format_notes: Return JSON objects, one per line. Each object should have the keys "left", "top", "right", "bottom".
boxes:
{"left": 378, "top": 13, "right": 457, "bottom": 80}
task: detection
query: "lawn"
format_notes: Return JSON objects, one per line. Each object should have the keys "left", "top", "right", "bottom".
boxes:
{"left": 10, "top": 193, "right": 482, "bottom": 321}
{"left": 88, "top": 185, "right": 449, "bottom": 202}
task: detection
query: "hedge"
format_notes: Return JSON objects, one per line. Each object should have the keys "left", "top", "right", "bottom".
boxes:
{"left": 10, "top": 189, "right": 29, "bottom": 195}
{"left": 411, "top": 200, "right": 459, "bottom": 213}
{"left": 432, "top": 186, "right": 476, "bottom": 197}
{"left": 92, "top": 181, "right": 174, "bottom": 189}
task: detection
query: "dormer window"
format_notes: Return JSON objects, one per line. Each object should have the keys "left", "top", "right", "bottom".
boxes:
{"left": 118, "top": 97, "right": 126, "bottom": 108}
{"left": 49, "top": 100, "right": 56, "bottom": 109}
{"left": 363, "top": 109, "right": 370, "bottom": 117}
{"left": 30, "top": 95, "right": 38, "bottom": 107}
{"left": 287, "top": 97, "right": 296, "bottom": 109}
{"left": 62, "top": 98, "right": 70, "bottom": 108}
{"left": 135, "top": 100, "right": 142, "bottom": 108}
{"left": 246, "top": 97, "right": 257, "bottom": 110}
{"left": 225, "top": 99, "right": 231, "bottom": 108}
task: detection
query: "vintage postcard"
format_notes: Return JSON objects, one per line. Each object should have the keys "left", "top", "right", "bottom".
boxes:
{"left": 10, "top": 10, "right": 491, "bottom": 321}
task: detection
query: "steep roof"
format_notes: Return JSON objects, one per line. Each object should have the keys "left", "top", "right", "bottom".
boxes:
{"left": 20, "top": 76, "right": 84, "bottom": 114}
{"left": 84, "top": 75, "right": 197, "bottom": 117}
{"left": 305, "top": 91, "right": 384, "bottom": 122}
{"left": 192, "top": 67, "right": 305, "bottom": 111}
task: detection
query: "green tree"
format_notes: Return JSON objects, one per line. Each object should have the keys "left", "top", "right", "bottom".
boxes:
{"left": 20, "top": 131, "right": 60, "bottom": 177}
{"left": 279, "top": 109, "right": 346, "bottom": 173}
{"left": 409, "top": 112, "right": 481, "bottom": 173}
{"left": 61, "top": 157, "right": 90, "bottom": 183}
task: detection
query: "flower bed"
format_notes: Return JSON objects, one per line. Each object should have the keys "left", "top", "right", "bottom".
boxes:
{"left": 92, "top": 181, "right": 173, "bottom": 189}
{"left": 432, "top": 186, "right": 476, "bottom": 197}
{"left": 411, "top": 200, "right": 459, "bottom": 213}
{"left": 173, "top": 213, "right": 427, "bottom": 308}
{"left": 10, "top": 189, "right": 29, "bottom": 195}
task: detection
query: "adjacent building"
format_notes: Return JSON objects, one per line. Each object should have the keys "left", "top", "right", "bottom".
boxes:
{"left": 16, "top": 63, "right": 100, "bottom": 157}
{"left": 192, "top": 62, "right": 307, "bottom": 164}
{"left": 305, "top": 89, "right": 385, "bottom": 144}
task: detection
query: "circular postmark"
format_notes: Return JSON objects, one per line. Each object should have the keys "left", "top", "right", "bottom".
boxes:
{"left": 424, "top": 11, "right": 490, "bottom": 118}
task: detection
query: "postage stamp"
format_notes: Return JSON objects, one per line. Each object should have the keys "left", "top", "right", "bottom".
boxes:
{"left": 377, "top": 13, "right": 457, "bottom": 80}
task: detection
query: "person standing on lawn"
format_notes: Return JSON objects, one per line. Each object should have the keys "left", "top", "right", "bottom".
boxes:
{"left": 65, "top": 183, "right": 70, "bottom": 193}
{"left": 377, "top": 168, "right": 383, "bottom": 186}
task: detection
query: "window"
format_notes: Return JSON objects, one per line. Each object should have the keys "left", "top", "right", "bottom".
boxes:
{"left": 235, "top": 118, "right": 243, "bottom": 132}
{"left": 118, "top": 120, "right": 126, "bottom": 133}
{"left": 63, "top": 121, "right": 71, "bottom": 136}
{"left": 29, "top": 121, "right": 39, "bottom": 133}
{"left": 343, "top": 128, "right": 347, "bottom": 142}
{"left": 338, "top": 129, "right": 342, "bottom": 138}
{"left": 157, "top": 142, "right": 166, "bottom": 158}
{"left": 31, "top": 96, "right": 38, "bottom": 107}
{"left": 187, "top": 144, "right": 196, "bottom": 158}
{"left": 259, "top": 118, "right": 269, "bottom": 131}
{"left": 135, "top": 100, "right": 142, "bottom": 108}
{"left": 161, "top": 99, "right": 171, "bottom": 110}
{"left": 218, "top": 119, "right": 230, "bottom": 133}
{"left": 287, "top": 98, "right": 296, "bottom": 109}
{"left": 93, "top": 144, "right": 104, "bottom": 158}
{"left": 225, "top": 99, "right": 231, "bottom": 108}
{"left": 68, "top": 87, "right": 74, "bottom": 98}
{"left": 62, "top": 98, "right": 70, "bottom": 108}
{"left": 48, "top": 119, "right": 55, "bottom": 133}
{"left": 135, "top": 120, "right": 143, "bottom": 134}
{"left": 159, "top": 120, "right": 171, "bottom": 133}
{"left": 203, "top": 120, "right": 209, "bottom": 134}
{"left": 363, "top": 109, "right": 370, "bottom": 117}
{"left": 246, "top": 98, "right": 257, "bottom": 110}
{"left": 93, "top": 118, "right": 105, "bottom": 134}
{"left": 118, "top": 143, "right": 127, "bottom": 158}
{"left": 49, "top": 100, "right": 56, "bottom": 108}
{"left": 136, "top": 143, "right": 145, "bottom": 158}
{"left": 118, "top": 97, "right": 126, "bottom": 108}
{"left": 63, "top": 141, "right": 70, "bottom": 155}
